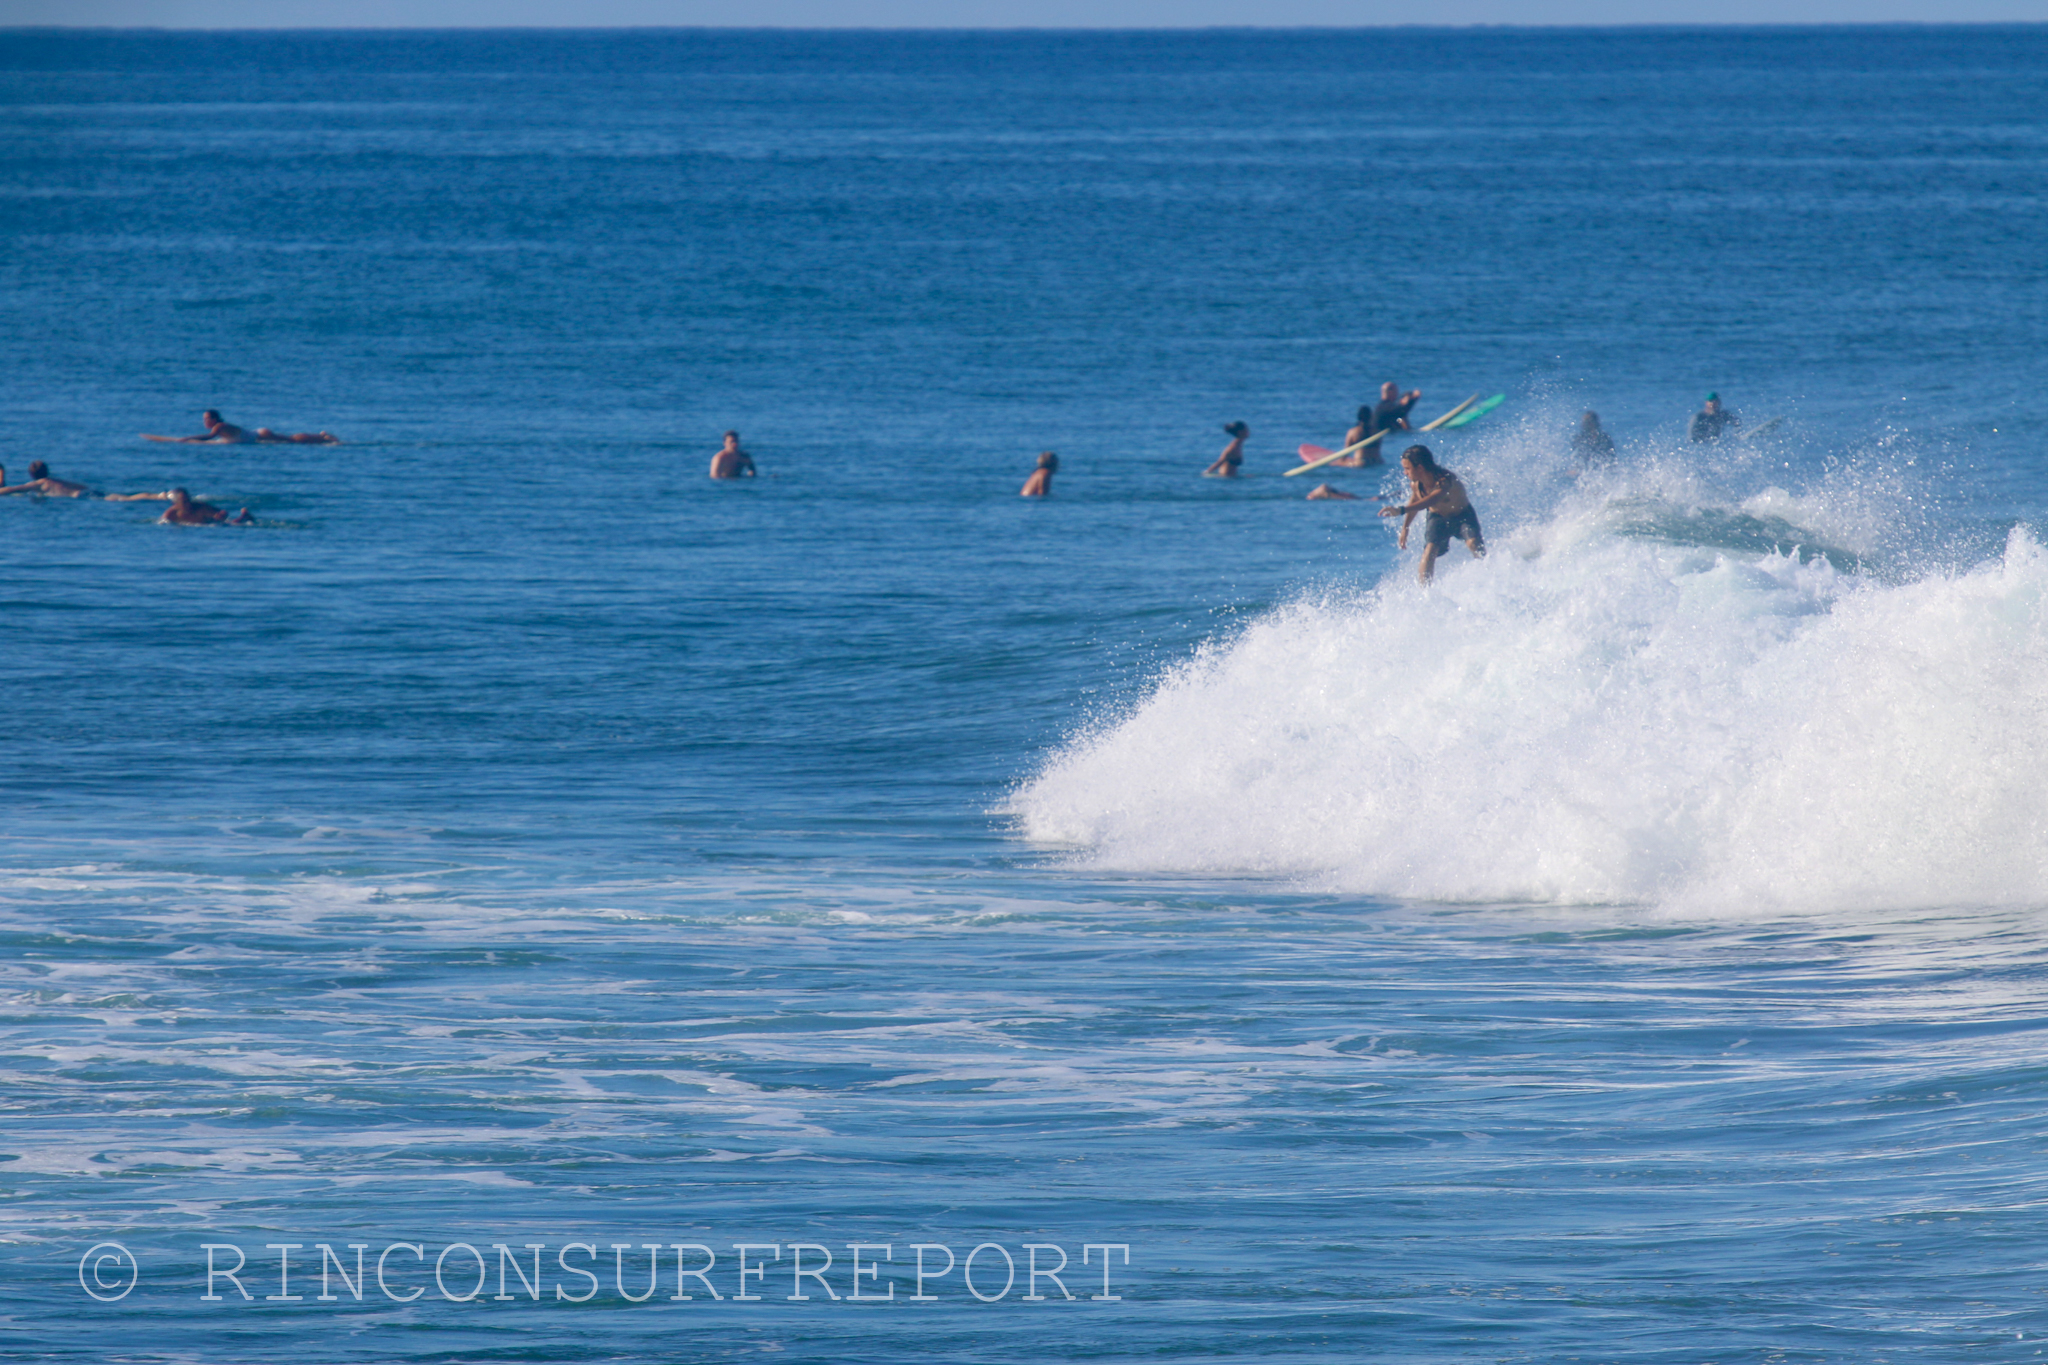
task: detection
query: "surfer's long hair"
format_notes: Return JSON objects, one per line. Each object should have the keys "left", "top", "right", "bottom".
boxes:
{"left": 1401, "top": 445, "right": 1454, "bottom": 481}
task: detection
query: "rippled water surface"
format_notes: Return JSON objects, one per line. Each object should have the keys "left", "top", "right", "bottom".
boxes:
{"left": 4, "top": 26, "right": 2048, "bottom": 1363}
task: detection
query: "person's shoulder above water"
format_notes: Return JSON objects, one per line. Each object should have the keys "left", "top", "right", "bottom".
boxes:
{"left": 1205, "top": 422, "right": 1248, "bottom": 477}
{"left": 709, "top": 430, "right": 756, "bottom": 479}
{"left": 1688, "top": 392, "right": 1739, "bottom": 443}
{"left": 1571, "top": 410, "right": 1616, "bottom": 464}
{"left": 1021, "top": 451, "right": 1057, "bottom": 497}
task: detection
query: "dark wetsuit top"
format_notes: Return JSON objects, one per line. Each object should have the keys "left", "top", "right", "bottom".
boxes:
{"left": 1688, "top": 407, "right": 1737, "bottom": 443}
{"left": 1372, "top": 396, "right": 1418, "bottom": 437}
{"left": 1572, "top": 426, "right": 1616, "bottom": 464}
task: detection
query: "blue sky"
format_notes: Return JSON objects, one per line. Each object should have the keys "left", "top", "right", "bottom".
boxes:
{"left": 7, "top": 1, "right": 2044, "bottom": 26}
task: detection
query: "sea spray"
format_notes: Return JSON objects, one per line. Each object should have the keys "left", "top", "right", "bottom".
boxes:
{"left": 1013, "top": 505, "right": 2048, "bottom": 913}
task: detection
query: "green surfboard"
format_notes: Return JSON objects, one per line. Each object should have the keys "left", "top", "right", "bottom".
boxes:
{"left": 1441, "top": 393, "right": 1506, "bottom": 429}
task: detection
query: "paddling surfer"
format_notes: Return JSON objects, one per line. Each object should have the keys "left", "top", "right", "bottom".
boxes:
{"left": 1381, "top": 444, "right": 1484, "bottom": 583}
{"left": 157, "top": 487, "right": 252, "bottom": 525}
{"left": 147, "top": 411, "right": 336, "bottom": 444}
{"left": 1305, "top": 483, "right": 1358, "bottom": 501}
{"left": 1206, "top": 422, "right": 1248, "bottom": 477}
{"left": 709, "top": 431, "right": 757, "bottom": 479}
{"left": 1688, "top": 392, "right": 1739, "bottom": 443}
{"left": 0, "top": 461, "right": 93, "bottom": 497}
{"left": 1021, "top": 451, "right": 1057, "bottom": 497}
{"left": 154, "top": 410, "right": 254, "bottom": 443}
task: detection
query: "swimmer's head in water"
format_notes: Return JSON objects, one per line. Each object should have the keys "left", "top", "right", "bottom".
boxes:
{"left": 1582, "top": 410, "right": 1601, "bottom": 428}
{"left": 1223, "top": 421, "right": 1248, "bottom": 438}
{"left": 169, "top": 487, "right": 191, "bottom": 503}
{"left": 28, "top": 461, "right": 49, "bottom": 480}
{"left": 202, "top": 410, "right": 223, "bottom": 425}
{"left": 723, "top": 430, "right": 739, "bottom": 441}
{"left": 1037, "top": 452, "right": 1058, "bottom": 470}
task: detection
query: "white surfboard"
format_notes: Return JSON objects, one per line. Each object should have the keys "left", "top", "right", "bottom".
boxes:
{"left": 1286, "top": 395, "right": 1481, "bottom": 477}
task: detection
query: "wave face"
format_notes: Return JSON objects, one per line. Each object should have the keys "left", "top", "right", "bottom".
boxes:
{"left": 1014, "top": 465, "right": 2048, "bottom": 913}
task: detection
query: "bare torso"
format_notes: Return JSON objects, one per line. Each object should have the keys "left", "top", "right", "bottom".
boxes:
{"left": 0, "top": 476, "right": 91, "bottom": 498}
{"left": 709, "top": 447, "right": 756, "bottom": 479}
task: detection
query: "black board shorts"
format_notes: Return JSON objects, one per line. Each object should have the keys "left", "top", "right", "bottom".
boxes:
{"left": 1424, "top": 506, "right": 1483, "bottom": 551}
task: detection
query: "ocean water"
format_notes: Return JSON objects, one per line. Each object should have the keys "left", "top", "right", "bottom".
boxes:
{"left": 4, "top": 25, "right": 2048, "bottom": 1363}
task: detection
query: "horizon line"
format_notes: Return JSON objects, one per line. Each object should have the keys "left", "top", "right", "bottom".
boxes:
{"left": 6, "top": 20, "right": 2045, "bottom": 32}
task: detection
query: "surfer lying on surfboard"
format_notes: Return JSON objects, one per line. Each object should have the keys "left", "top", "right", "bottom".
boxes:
{"left": 144, "top": 411, "right": 339, "bottom": 445}
{"left": 0, "top": 461, "right": 93, "bottom": 497}
{"left": 158, "top": 488, "right": 253, "bottom": 526}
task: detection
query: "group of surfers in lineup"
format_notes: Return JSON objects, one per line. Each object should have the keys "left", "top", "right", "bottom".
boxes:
{"left": 1015, "top": 386, "right": 1735, "bottom": 583}
{"left": 0, "top": 458, "right": 252, "bottom": 524}
{"left": 696, "top": 386, "right": 1736, "bottom": 585}
{"left": 0, "top": 408, "right": 318, "bottom": 523}
{"left": 12, "top": 393, "right": 1740, "bottom": 568}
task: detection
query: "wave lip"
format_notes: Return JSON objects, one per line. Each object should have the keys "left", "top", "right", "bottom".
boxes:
{"left": 1013, "top": 521, "right": 2048, "bottom": 915}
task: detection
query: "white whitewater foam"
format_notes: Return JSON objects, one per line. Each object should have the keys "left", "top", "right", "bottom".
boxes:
{"left": 1014, "top": 506, "right": 2048, "bottom": 913}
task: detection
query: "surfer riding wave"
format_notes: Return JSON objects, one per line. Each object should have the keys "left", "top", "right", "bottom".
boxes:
{"left": 1013, "top": 431, "right": 2045, "bottom": 913}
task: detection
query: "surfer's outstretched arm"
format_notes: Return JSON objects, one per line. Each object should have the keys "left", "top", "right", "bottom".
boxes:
{"left": 1380, "top": 489, "right": 1440, "bottom": 547}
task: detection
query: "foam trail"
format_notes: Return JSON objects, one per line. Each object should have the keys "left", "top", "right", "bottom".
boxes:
{"left": 1014, "top": 477, "right": 2048, "bottom": 913}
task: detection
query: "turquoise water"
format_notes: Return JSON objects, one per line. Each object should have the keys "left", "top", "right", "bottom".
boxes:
{"left": 4, "top": 27, "right": 2048, "bottom": 1362}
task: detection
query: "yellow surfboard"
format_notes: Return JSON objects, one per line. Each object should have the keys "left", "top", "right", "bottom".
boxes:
{"left": 1419, "top": 394, "right": 1481, "bottom": 431}
{"left": 1285, "top": 395, "right": 1480, "bottom": 477}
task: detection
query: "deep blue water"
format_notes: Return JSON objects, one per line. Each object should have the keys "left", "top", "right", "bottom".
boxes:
{"left": 4, "top": 26, "right": 2048, "bottom": 1363}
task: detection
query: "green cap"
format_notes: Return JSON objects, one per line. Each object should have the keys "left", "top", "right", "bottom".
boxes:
{"left": 1705, "top": 392, "right": 1719, "bottom": 402}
